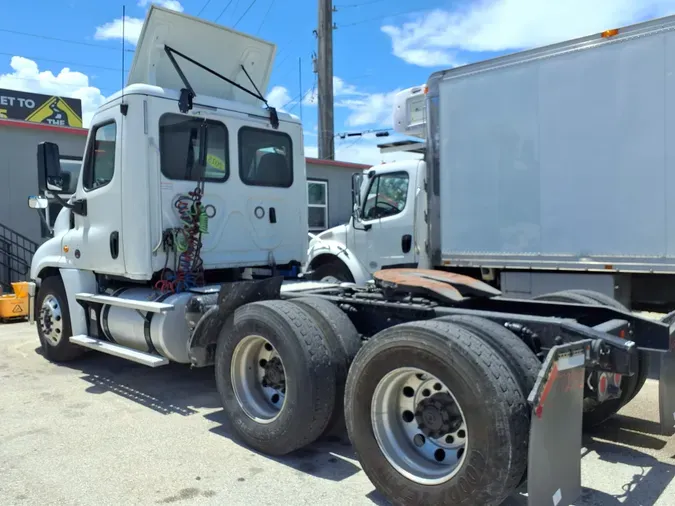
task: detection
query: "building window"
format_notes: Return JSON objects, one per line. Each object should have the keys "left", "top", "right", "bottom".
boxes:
{"left": 159, "top": 114, "right": 229, "bottom": 182}
{"left": 239, "top": 127, "right": 293, "bottom": 188}
{"left": 308, "top": 179, "right": 328, "bottom": 231}
{"left": 83, "top": 121, "right": 117, "bottom": 191}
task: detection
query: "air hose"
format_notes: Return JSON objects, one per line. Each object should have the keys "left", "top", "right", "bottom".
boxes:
{"left": 155, "top": 183, "right": 212, "bottom": 294}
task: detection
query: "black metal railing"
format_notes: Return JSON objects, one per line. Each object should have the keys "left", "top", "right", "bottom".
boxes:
{"left": 0, "top": 223, "right": 38, "bottom": 293}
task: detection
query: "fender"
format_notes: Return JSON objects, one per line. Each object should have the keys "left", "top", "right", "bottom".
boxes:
{"left": 59, "top": 268, "right": 97, "bottom": 336}
{"left": 305, "top": 235, "right": 372, "bottom": 286}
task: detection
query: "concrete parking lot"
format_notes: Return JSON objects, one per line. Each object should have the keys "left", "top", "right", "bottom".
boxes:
{"left": 1, "top": 321, "right": 674, "bottom": 506}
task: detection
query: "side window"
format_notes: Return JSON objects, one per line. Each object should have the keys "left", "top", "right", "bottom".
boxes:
{"left": 239, "top": 127, "right": 293, "bottom": 188}
{"left": 159, "top": 114, "right": 229, "bottom": 182}
{"left": 307, "top": 179, "right": 328, "bottom": 232}
{"left": 83, "top": 122, "right": 116, "bottom": 191}
{"left": 362, "top": 172, "right": 409, "bottom": 220}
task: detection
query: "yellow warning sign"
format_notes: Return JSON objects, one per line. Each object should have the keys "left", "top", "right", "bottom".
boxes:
{"left": 12, "top": 304, "right": 22, "bottom": 314}
{"left": 25, "top": 97, "right": 83, "bottom": 128}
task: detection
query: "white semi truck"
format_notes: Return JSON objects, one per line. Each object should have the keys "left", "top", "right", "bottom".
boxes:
{"left": 25, "top": 7, "right": 675, "bottom": 506}
{"left": 306, "top": 14, "right": 675, "bottom": 312}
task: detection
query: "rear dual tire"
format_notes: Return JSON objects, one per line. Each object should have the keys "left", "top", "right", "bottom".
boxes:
{"left": 345, "top": 320, "right": 529, "bottom": 506}
{"left": 533, "top": 289, "right": 649, "bottom": 428}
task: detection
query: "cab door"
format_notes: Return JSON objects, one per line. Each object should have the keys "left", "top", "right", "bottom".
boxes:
{"left": 61, "top": 106, "right": 124, "bottom": 274}
{"left": 360, "top": 167, "right": 416, "bottom": 272}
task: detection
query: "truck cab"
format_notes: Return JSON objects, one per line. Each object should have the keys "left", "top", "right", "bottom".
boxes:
{"left": 305, "top": 88, "right": 426, "bottom": 284}
{"left": 27, "top": 6, "right": 307, "bottom": 360}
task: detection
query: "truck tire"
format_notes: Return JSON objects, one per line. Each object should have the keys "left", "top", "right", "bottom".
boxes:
{"left": 290, "top": 297, "right": 362, "bottom": 436}
{"left": 532, "top": 290, "right": 598, "bottom": 305}
{"left": 533, "top": 290, "right": 645, "bottom": 428}
{"left": 436, "top": 315, "right": 539, "bottom": 486}
{"left": 36, "top": 275, "right": 85, "bottom": 362}
{"left": 215, "top": 300, "right": 337, "bottom": 456}
{"left": 344, "top": 320, "right": 528, "bottom": 506}
{"left": 563, "top": 289, "right": 628, "bottom": 311}
{"left": 312, "top": 261, "right": 354, "bottom": 283}
{"left": 563, "top": 290, "right": 649, "bottom": 405}
{"left": 436, "top": 315, "right": 540, "bottom": 397}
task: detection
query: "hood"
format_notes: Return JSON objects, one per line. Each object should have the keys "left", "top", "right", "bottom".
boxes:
{"left": 127, "top": 5, "right": 276, "bottom": 107}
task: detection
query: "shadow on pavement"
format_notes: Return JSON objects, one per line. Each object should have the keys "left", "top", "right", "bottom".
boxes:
{"left": 204, "top": 409, "right": 363, "bottom": 483}
{"left": 36, "top": 346, "right": 221, "bottom": 416}
{"left": 585, "top": 414, "right": 668, "bottom": 451}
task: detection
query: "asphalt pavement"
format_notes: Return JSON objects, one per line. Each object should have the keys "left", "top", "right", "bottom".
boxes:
{"left": 1, "top": 321, "right": 674, "bottom": 505}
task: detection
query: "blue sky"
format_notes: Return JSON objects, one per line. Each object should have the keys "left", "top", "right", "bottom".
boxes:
{"left": 2, "top": 0, "right": 675, "bottom": 164}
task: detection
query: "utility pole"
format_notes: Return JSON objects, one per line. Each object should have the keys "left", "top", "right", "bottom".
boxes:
{"left": 316, "top": 0, "right": 335, "bottom": 160}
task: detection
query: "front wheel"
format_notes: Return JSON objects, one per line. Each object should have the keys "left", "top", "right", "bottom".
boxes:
{"left": 344, "top": 320, "right": 528, "bottom": 506}
{"left": 36, "top": 276, "right": 85, "bottom": 362}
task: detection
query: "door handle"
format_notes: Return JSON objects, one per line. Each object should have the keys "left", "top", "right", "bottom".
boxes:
{"left": 110, "top": 231, "right": 119, "bottom": 259}
{"left": 402, "top": 234, "right": 412, "bottom": 254}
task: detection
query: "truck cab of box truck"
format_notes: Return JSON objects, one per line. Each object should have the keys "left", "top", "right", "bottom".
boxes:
{"left": 28, "top": 6, "right": 307, "bottom": 334}
{"left": 305, "top": 87, "right": 426, "bottom": 284}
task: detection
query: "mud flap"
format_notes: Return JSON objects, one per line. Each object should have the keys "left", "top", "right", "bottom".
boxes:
{"left": 527, "top": 340, "right": 591, "bottom": 506}
{"left": 659, "top": 351, "right": 675, "bottom": 436}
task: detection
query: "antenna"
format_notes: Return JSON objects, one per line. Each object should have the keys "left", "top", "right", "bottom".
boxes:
{"left": 122, "top": 5, "right": 126, "bottom": 89}
{"left": 298, "top": 57, "right": 303, "bottom": 122}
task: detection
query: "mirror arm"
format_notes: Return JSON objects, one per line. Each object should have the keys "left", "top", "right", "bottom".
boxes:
{"left": 37, "top": 209, "right": 53, "bottom": 237}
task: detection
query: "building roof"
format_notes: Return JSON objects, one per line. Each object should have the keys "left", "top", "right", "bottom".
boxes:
{"left": 305, "top": 157, "right": 369, "bottom": 169}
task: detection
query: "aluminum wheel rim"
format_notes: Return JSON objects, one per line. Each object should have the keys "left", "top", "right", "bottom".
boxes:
{"left": 231, "top": 335, "right": 286, "bottom": 424}
{"left": 39, "top": 294, "right": 63, "bottom": 346}
{"left": 371, "top": 367, "right": 468, "bottom": 485}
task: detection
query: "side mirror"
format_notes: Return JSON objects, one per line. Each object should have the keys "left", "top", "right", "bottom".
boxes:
{"left": 351, "top": 172, "right": 364, "bottom": 216}
{"left": 28, "top": 195, "right": 49, "bottom": 209}
{"left": 37, "top": 142, "right": 64, "bottom": 193}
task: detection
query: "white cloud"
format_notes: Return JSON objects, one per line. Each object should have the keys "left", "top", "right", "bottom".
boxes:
{"left": 382, "top": 0, "right": 675, "bottom": 67}
{"left": 94, "top": 16, "right": 145, "bottom": 45}
{"left": 305, "top": 136, "right": 422, "bottom": 166}
{"left": 94, "top": 1, "right": 184, "bottom": 46}
{"left": 138, "top": 0, "right": 184, "bottom": 11}
{"left": 0, "top": 56, "right": 106, "bottom": 127}
{"left": 299, "top": 76, "right": 398, "bottom": 127}
{"left": 266, "top": 85, "right": 292, "bottom": 109}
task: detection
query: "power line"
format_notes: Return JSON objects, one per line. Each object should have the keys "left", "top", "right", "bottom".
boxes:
{"left": 197, "top": 0, "right": 213, "bottom": 16}
{"left": 256, "top": 0, "right": 276, "bottom": 34}
{"left": 336, "top": 0, "right": 386, "bottom": 8}
{"left": 0, "top": 27, "right": 134, "bottom": 52}
{"left": 214, "top": 0, "right": 235, "bottom": 22}
{"left": 0, "top": 52, "right": 123, "bottom": 73}
{"left": 339, "top": 7, "right": 430, "bottom": 27}
{"left": 233, "top": 0, "right": 259, "bottom": 28}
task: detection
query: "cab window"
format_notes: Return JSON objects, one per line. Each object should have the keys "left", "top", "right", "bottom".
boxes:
{"left": 239, "top": 127, "right": 293, "bottom": 188}
{"left": 362, "top": 172, "right": 409, "bottom": 220}
{"left": 83, "top": 121, "right": 116, "bottom": 191}
{"left": 159, "top": 114, "right": 229, "bottom": 182}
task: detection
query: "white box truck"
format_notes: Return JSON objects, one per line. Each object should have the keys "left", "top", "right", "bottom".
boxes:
{"left": 25, "top": 7, "right": 675, "bottom": 506}
{"left": 305, "top": 14, "right": 675, "bottom": 312}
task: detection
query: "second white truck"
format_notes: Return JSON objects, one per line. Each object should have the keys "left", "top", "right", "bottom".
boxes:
{"left": 305, "top": 14, "right": 675, "bottom": 312}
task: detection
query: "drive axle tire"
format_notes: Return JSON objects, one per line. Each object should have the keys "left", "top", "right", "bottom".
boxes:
{"left": 290, "top": 297, "right": 362, "bottom": 436}
{"left": 36, "top": 276, "right": 85, "bottom": 362}
{"left": 436, "top": 315, "right": 540, "bottom": 396}
{"left": 533, "top": 290, "right": 645, "bottom": 428}
{"left": 215, "top": 300, "right": 337, "bottom": 456}
{"left": 344, "top": 320, "right": 528, "bottom": 506}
